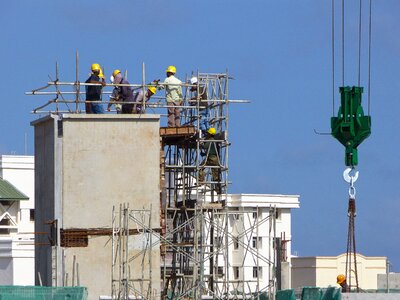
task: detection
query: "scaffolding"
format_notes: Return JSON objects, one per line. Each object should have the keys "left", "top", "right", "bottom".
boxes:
{"left": 27, "top": 58, "right": 279, "bottom": 300}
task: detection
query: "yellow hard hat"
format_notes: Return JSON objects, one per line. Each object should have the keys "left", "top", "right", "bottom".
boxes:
{"left": 337, "top": 274, "right": 346, "bottom": 284}
{"left": 112, "top": 69, "right": 121, "bottom": 77}
{"left": 207, "top": 127, "right": 216, "bottom": 135}
{"left": 148, "top": 86, "right": 157, "bottom": 95}
{"left": 91, "top": 63, "right": 101, "bottom": 72}
{"left": 166, "top": 65, "right": 176, "bottom": 74}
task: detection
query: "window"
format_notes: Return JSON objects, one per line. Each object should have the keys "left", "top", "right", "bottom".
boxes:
{"left": 0, "top": 218, "right": 11, "bottom": 235}
{"left": 233, "top": 237, "right": 239, "bottom": 250}
{"left": 214, "top": 237, "right": 223, "bottom": 248}
{"left": 30, "top": 209, "right": 35, "bottom": 221}
{"left": 252, "top": 237, "right": 262, "bottom": 249}
{"left": 252, "top": 209, "right": 262, "bottom": 219}
{"left": 275, "top": 209, "right": 281, "bottom": 220}
{"left": 253, "top": 267, "right": 262, "bottom": 278}
{"left": 233, "top": 267, "right": 239, "bottom": 279}
{"left": 217, "top": 266, "right": 224, "bottom": 277}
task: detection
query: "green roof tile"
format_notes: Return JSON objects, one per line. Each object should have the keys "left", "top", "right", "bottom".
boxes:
{"left": 0, "top": 178, "right": 29, "bottom": 201}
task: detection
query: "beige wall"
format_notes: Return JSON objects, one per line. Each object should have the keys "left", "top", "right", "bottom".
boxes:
{"left": 33, "top": 114, "right": 160, "bottom": 300}
{"left": 61, "top": 115, "right": 160, "bottom": 228}
{"left": 292, "top": 253, "right": 387, "bottom": 290}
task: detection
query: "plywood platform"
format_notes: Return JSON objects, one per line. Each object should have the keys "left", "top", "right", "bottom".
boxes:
{"left": 160, "top": 126, "right": 197, "bottom": 145}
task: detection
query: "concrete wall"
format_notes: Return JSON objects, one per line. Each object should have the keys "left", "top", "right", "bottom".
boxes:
{"left": 33, "top": 116, "right": 57, "bottom": 286}
{"left": 32, "top": 114, "right": 160, "bottom": 300}
{"left": 378, "top": 273, "right": 400, "bottom": 290}
{"left": 291, "top": 257, "right": 317, "bottom": 289}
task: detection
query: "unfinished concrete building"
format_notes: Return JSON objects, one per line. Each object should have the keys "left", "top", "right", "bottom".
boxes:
{"left": 32, "top": 114, "right": 160, "bottom": 299}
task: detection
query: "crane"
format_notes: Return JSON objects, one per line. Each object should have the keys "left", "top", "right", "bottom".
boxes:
{"left": 330, "top": 0, "right": 373, "bottom": 292}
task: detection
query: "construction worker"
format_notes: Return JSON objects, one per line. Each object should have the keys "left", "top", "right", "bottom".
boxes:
{"left": 132, "top": 85, "right": 157, "bottom": 114}
{"left": 198, "top": 127, "right": 222, "bottom": 194}
{"left": 110, "top": 69, "right": 135, "bottom": 114}
{"left": 190, "top": 76, "right": 209, "bottom": 132}
{"left": 160, "top": 65, "right": 183, "bottom": 127}
{"left": 85, "top": 63, "right": 106, "bottom": 114}
{"left": 107, "top": 70, "right": 122, "bottom": 113}
{"left": 337, "top": 274, "right": 350, "bottom": 293}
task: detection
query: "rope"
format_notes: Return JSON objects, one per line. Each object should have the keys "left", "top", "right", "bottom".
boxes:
{"left": 352, "top": 215, "right": 360, "bottom": 292}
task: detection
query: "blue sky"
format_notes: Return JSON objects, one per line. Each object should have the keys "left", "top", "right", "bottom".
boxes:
{"left": 1, "top": 1, "right": 400, "bottom": 272}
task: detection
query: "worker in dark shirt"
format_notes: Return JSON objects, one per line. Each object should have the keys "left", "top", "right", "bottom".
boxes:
{"left": 85, "top": 63, "right": 106, "bottom": 114}
{"left": 337, "top": 274, "right": 350, "bottom": 293}
{"left": 111, "top": 69, "right": 135, "bottom": 114}
{"left": 199, "top": 127, "right": 222, "bottom": 194}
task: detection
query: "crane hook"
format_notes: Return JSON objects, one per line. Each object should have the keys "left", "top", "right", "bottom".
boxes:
{"left": 343, "top": 167, "right": 359, "bottom": 198}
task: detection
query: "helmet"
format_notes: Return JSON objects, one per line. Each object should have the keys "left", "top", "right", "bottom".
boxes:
{"left": 148, "top": 86, "right": 157, "bottom": 95}
{"left": 337, "top": 274, "right": 346, "bottom": 284}
{"left": 207, "top": 127, "right": 216, "bottom": 135}
{"left": 190, "top": 77, "right": 198, "bottom": 85}
{"left": 112, "top": 69, "right": 121, "bottom": 77}
{"left": 166, "top": 65, "right": 176, "bottom": 74}
{"left": 91, "top": 63, "right": 101, "bottom": 72}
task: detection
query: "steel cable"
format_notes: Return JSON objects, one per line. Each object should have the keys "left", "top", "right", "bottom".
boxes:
{"left": 332, "top": 0, "right": 335, "bottom": 116}
{"left": 358, "top": 0, "right": 362, "bottom": 86}
{"left": 368, "top": 0, "right": 372, "bottom": 115}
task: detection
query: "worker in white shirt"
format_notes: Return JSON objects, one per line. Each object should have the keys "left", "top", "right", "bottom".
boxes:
{"left": 161, "top": 65, "right": 183, "bottom": 127}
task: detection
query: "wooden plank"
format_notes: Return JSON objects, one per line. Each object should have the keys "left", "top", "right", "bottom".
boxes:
{"left": 160, "top": 126, "right": 196, "bottom": 137}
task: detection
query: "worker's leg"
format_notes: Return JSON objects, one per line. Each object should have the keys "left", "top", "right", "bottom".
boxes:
{"left": 198, "top": 157, "right": 207, "bottom": 183}
{"left": 85, "top": 102, "right": 93, "bottom": 114}
{"left": 174, "top": 102, "right": 181, "bottom": 127}
{"left": 121, "top": 104, "right": 134, "bottom": 114}
{"left": 168, "top": 104, "right": 175, "bottom": 127}
{"left": 92, "top": 103, "right": 105, "bottom": 114}
{"left": 209, "top": 156, "right": 221, "bottom": 194}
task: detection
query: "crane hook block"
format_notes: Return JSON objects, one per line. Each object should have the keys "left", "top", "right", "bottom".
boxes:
{"left": 331, "top": 86, "right": 371, "bottom": 166}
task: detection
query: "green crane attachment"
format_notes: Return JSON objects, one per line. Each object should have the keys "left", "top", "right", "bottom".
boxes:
{"left": 331, "top": 86, "right": 371, "bottom": 166}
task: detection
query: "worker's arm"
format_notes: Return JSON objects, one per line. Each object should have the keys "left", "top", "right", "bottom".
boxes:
{"left": 88, "top": 77, "right": 106, "bottom": 86}
{"left": 107, "top": 88, "right": 119, "bottom": 111}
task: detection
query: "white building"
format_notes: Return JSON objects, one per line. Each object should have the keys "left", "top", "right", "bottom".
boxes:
{"left": 223, "top": 194, "right": 300, "bottom": 294}
{"left": 292, "top": 253, "right": 387, "bottom": 290}
{"left": 0, "top": 155, "right": 35, "bottom": 285}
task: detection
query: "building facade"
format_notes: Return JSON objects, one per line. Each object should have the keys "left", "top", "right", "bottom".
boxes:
{"left": 292, "top": 253, "right": 387, "bottom": 290}
{"left": 0, "top": 155, "right": 35, "bottom": 285}
{"left": 225, "top": 194, "right": 300, "bottom": 293}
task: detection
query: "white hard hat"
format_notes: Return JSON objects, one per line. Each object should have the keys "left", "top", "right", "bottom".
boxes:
{"left": 190, "top": 77, "right": 198, "bottom": 84}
